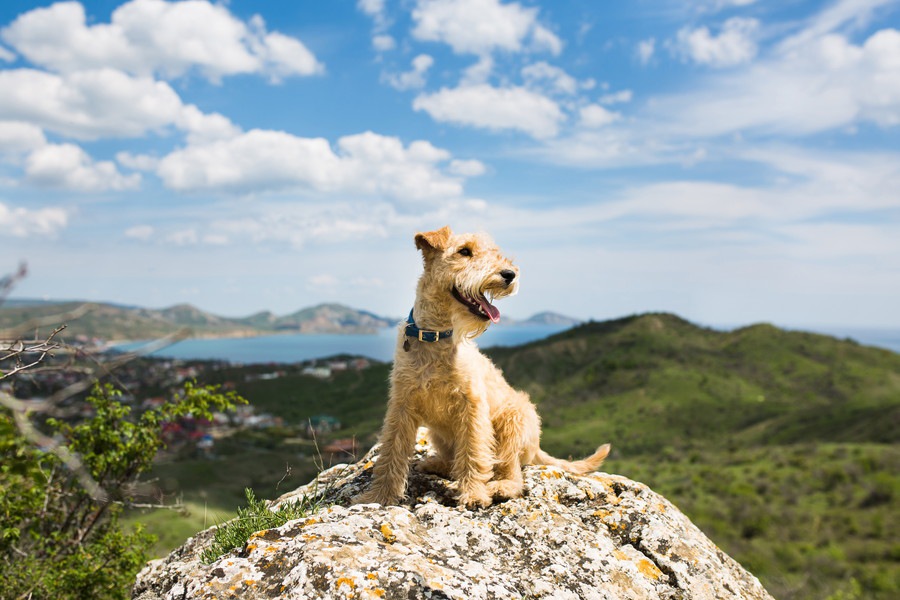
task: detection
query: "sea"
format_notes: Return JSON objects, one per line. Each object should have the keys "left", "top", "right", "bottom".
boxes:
{"left": 112, "top": 324, "right": 572, "bottom": 364}
{"left": 112, "top": 324, "right": 900, "bottom": 365}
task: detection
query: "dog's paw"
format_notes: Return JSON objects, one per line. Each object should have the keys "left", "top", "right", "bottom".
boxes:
{"left": 457, "top": 485, "right": 492, "bottom": 509}
{"left": 351, "top": 489, "right": 396, "bottom": 506}
{"left": 488, "top": 479, "right": 524, "bottom": 500}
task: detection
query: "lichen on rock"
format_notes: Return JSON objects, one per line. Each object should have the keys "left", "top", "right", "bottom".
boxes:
{"left": 132, "top": 430, "right": 774, "bottom": 599}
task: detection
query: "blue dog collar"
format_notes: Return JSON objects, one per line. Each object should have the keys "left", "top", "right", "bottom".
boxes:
{"left": 405, "top": 309, "right": 453, "bottom": 342}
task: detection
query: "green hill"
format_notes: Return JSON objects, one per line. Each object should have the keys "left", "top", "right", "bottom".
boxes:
{"left": 138, "top": 313, "right": 899, "bottom": 600}
{"left": 0, "top": 301, "right": 394, "bottom": 340}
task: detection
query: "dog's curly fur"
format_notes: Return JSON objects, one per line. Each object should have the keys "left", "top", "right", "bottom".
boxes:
{"left": 353, "top": 226, "right": 610, "bottom": 508}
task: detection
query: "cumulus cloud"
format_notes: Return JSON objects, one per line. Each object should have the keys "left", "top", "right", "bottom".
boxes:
{"left": 411, "top": 0, "right": 561, "bottom": 56}
{"left": 673, "top": 17, "right": 760, "bottom": 67}
{"left": 598, "top": 89, "right": 633, "bottom": 105}
{"left": 25, "top": 142, "right": 141, "bottom": 191}
{"left": 0, "top": 68, "right": 238, "bottom": 141}
{"left": 661, "top": 27, "right": 900, "bottom": 136}
{"left": 0, "top": 121, "right": 46, "bottom": 158}
{"left": 116, "top": 152, "right": 159, "bottom": 172}
{"left": 637, "top": 38, "right": 656, "bottom": 64}
{"left": 579, "top": 104, "right": 620, "bottom": 128}
{"left": 521, "top": 61, "right": 588, "bottom": 96}
{"left": 372, "top": 34, "right": 396, "bottom": 52}
{"left": 0, "top": 201, "right": 67, "bottom": 237}
{"left": 384, "top": 54, "right": 434, "bottom": 90}
{"left": 413, "top": 84, "right": 564, "bottom": 138}
{"left": 1, "top": 0, "right": 323, "bottom": 81}
{"left": 156, "top": 130, "right": 479, "bottom": 202}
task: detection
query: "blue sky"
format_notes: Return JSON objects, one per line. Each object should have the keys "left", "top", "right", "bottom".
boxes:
{"left": 1, "top": 0, "right": 899, "bottom": 328}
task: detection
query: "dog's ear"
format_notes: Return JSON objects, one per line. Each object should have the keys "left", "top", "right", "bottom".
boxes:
{"left": 414, "top": 226, "right": 452, "bottom": 255}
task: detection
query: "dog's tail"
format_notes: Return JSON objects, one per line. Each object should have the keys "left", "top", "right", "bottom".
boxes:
{"left": 532, "top": 443, "right": 611, "bottom": 475}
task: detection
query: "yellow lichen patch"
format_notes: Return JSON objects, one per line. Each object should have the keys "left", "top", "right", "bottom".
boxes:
{"left": 366, "top": 573, "right": 378, "bottom": 581}
{"left": 380, "top": 523, "right": 397, "bottom": 544}
{"left": 245, "top": 543, "right": 257, "bottom": 553}
{"left": 303, "top": 517, "right": 320, "bottom": 527}
{"left": 591, "top": 509, "right": 611, "bottom": 519}
{"left": 363, "top": 461, "right": 374, "bottom": 470}
{"left": 540, "top": 470, "right": 563, "bottom": 479}
{"left": 583, "top": 488, "right": 595, "bottom": 500}
{"left": 265, "top": 545, "right": 278, "bottom": 554}
{"left": 243, "top": 579, "right": 257, "bottom": 587}
{"left": 613, "top": 549, "right": 629, "bottom": 561}
{"left": 638, "top": 559, "right": 663, "bottom": 580}
{"left": 248, "top": 530, "right": 268, "bottom": 541}
{"left": 336, "top": 577, "right": 356, "bottom": 590}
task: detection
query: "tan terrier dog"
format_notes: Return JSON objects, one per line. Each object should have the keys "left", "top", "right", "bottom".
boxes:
{"left": 354, "top": 226, "right": 610, "bottom": 508}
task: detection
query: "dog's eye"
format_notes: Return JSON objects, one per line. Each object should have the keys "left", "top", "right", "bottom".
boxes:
{"left": 458, "top": 247, "right": 472, "bottom": 257}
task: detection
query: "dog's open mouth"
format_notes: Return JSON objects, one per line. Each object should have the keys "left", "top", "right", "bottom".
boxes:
{"left": 452, "top": 287, "right": 501, "bottom": 323}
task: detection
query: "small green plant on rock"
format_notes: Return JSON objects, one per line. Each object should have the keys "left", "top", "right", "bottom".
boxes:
{"left": 201, "top": 487, "right": 327, "bottom": 564}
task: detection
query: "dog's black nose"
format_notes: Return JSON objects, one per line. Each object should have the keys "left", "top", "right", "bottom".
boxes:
{"left": 500, "top": 269, "right": 516, "bottom": 284}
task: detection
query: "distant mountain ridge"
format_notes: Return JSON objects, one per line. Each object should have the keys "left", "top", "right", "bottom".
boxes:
{"left": 0, "top": 299, "right": 578, "bottom": 341}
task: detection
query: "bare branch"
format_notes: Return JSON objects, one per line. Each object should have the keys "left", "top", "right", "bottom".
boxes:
{"left": 0, "top": 325, "right": 66, "bottom": 381}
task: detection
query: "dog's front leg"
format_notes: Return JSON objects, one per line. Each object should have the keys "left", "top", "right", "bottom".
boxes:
{"left": 352, "top": 400, "right": 418, "bottom": 506}
{"left": 452, "top": 390, "right": 494, "bottom": 509}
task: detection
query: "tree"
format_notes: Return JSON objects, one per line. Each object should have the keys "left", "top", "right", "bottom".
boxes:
{"left": 0, "top": 264, "right": 245, "bottom": 599}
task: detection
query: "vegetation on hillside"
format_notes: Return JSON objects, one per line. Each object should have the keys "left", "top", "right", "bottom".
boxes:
{"left": 3, "top": 311, "right": 896, "bottom": 599}
{"left": 147, "top": 313, "right": 898, "bottom": 600}
{"left": 0, "top": 301, "right": 396, "bottom": 340}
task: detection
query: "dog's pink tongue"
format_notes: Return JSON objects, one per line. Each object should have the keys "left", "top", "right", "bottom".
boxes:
{"left": 479, "top": 297, "right": 501, "bottom": 323}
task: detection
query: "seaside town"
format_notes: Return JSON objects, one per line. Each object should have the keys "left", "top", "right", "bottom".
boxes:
{"left": 2, "top": 339, "right": 373, "bottom": 464}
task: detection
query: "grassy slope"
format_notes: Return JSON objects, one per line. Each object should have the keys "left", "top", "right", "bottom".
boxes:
{"left": 135, "top": 313, "right": 899, "bottom": 599}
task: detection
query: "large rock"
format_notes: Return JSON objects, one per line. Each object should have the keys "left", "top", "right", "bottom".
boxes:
{"left": 133, "top": 432, "right": 774, "bottom": 599}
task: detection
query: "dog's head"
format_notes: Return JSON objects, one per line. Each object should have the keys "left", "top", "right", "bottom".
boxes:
{"left": 414, "top": 226, "right": 519, "bottom": 334}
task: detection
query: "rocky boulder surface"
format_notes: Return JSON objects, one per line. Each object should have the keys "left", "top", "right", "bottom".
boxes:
{"left": 133, "top": 433, "right": 774, "bottom": 599}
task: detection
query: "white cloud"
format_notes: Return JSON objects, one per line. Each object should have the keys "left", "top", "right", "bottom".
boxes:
{"left": 156, "top": 130, "right": 475, "bottom": 202}
{"left": 166, "top": 228, "right": 199, "bottom": 246}
{"left": 0, "top": 68, "right": 238, "bottom": 142}
{"left": 0, "top": 201, "right": 67, "bottom": 237}
{"left": 413, "top": 84, "right": 564, "bottom": 138}
{"left": 384, "top": 54, "right": 434, "bottom": 90}
{"left": 372, "top": 34, "right": 396, "bottom": 52}
{"left": 1, "top": 0, "right": 323, "bottom": 81}
{"left": 116, "top": 152, "right": 159, "bottom": 172}
{"left": 637, "top": 38, "right": 656, "bottom": 64}
{"left": 411, "top": 0, "right": 561, "bottom": 56}
{"left": 660, "top": 27, "right": 900, "bottom": 136}
{"left": 673, "top": 17, "right": 760, "bottom": 67}
{"left": 0, "top": 121, "right": 46, "bottom": 158}
{"left": 461, "top": 55, "right": 494, "bottom": 85}
{"left": 598, "top": 89, "right": 633, "bottom": 104}
{"left": 24, "top": 142, "right": 141, "bottom": 192}
{"left": 447, "top": 158, "right": 487, "bottom": 176}
{"left": 579, "top": 104, "right": 620, "bottom": 128}
{"left": 778, "top": 0, "right": 896, "bottom": 52}
{"left": 358, "top": 0, "right": 386, "bottom": 18}
{"left": 124, "top": 224, "right": 155, "bottom": 241}
{"left": 521, "top": 61, "right": 582, "bottom": 95}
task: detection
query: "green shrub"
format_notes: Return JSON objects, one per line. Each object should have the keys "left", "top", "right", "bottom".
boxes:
{"left": 0, "top": 382, "right": 244, "bottom": 600}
